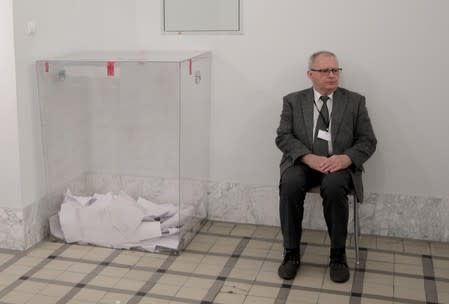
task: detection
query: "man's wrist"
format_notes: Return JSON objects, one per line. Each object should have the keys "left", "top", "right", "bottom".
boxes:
{"left": 342, "top": 154, "right": 352, "bottom": 167}
{"left": 301, "top": 154, "right": 312, "bottom": 164}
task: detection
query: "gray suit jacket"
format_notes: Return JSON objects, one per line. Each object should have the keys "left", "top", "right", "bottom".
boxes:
{"left": 275, "top": 87, "right": 377, "bottom": 202}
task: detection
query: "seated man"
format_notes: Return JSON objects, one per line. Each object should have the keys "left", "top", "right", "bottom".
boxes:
{"left": 275, "top": 51, "right": 377, "bottom": 283}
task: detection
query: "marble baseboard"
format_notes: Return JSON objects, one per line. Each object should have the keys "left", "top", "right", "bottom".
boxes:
{"left": 208, "top": 181, "right": 449, "bottom": 243}
{"left": 0, "top": 174, "right": 88, "bottom": 250}
{"left": 6, "top": 177, "right": 448, "bottom": 251}
{"left": 21, "top": 175, "right": 88, "bottom": 250}
{"left": 0, "top": 207, "right": 26, "bottom": 250}
{"left": 208, "top": 182, "right": 280, "bottom": 226}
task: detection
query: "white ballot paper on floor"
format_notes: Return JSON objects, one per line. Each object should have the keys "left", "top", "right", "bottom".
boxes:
{"left": 54, "top": 189, "right": 185, "bottom": 251}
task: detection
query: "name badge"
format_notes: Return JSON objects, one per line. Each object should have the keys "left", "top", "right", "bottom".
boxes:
{"left": 317, "top": 129, "right": 331, "bottom": 141}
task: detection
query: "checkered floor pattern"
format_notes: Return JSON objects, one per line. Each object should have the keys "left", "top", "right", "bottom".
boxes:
{"left": 0, "top": 221, "right": 449, "bottom": 304}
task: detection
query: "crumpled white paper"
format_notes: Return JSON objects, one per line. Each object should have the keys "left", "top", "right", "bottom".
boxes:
{"left": 51, "top": 189, "right": 186, "bottom": 251}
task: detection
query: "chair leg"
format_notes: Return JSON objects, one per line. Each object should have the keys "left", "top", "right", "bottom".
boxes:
{"left": 353, "top": 194, "right": 360, "bottom": 265}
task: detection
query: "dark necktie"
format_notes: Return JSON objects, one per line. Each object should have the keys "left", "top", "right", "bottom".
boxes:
{"left": 312, "top": 95, "right": 330, "bottom": 156}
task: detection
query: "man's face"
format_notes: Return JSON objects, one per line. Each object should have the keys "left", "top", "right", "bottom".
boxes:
{"left": 307, "top": 54, "right": 340, "bottom": 95}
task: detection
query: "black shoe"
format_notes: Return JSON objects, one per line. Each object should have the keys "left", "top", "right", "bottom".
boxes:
{"left": 329, "top": 249, "right": 350, "bottom": 283}
{"left": 278, "top": 249, "right": 300, "bottom": 280}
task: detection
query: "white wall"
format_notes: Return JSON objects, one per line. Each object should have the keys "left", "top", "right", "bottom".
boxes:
{"left": 137, "top": 0, "right": 449, "bottom": 198}
{"left": 7, "top": 0, "right": 449, "bottom": 211}
{"left": 12, "top": 0, "right": 139, "bottom": 207}
{"left": 0, "top": 0, "right": 22, "bottom": 208}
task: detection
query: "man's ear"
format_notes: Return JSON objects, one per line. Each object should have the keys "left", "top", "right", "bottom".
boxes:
{"left": 306, "top": 70, "right": 312, "bottom": 79}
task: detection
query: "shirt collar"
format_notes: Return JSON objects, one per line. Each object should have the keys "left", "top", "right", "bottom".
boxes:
{"left": 313, "top": 88, "right": 334, "bottom": 102}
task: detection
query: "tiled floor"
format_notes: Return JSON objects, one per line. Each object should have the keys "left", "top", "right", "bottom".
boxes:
{"left": 1, "top": 221, "right": 449, "bottom": 304}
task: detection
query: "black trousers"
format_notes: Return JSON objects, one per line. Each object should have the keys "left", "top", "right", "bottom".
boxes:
{"left": 279, "top": 164, "right": 352, "bottom": 250}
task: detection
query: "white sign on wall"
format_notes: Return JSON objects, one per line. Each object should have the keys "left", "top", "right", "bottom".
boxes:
{"left": 162, "top": 0, "right": 241, "bottom": 33}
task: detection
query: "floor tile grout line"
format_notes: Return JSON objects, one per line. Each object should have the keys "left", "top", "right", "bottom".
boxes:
{"left": 184, "top": 248, "right": 449, "bottom": 283}
{"left": 422, "top": 255, "right": 439, "bottom": 304}
{"left": 19, "top": 276, "right": 201, "bottom": 304}
{"left": 349, "top": 248, "right": 368, "bottom": 304}
{"left": 274, "top": 244, "right": 308, "bottom": 304}
{"left": 126, "top": 254, "right": 178, "bottom": 304}
{"left": 15, "top": 255, "right": 434, "bottom": 304}
{"left": 290, "top": 284, "right": 428, "bottom": 304}
{"left": 197, "top": 230, "right": 449, "bottom": 261}
{"left": 0, "top": 243, "right": 71, "bottom": 300}
{"left": 45, "top": 255, "right": 134, "bottom": 268}
{"left": 201, "top": 236, "right": 252, "bottom": 303}
{"left": 38, "top": 245, "right": 449, "bottom": 285}
{"left": 42, "top": 238, "right": 449, "bottom": 277}
{"left": 0, "top": 242, "right": 70, "bottom": 272}
{"left": 0, "top": 242, "right": 52, "bottom": 270}
{"left": 0, "top": 252, "right": 28, "bottom": 272}
{"left": 37, "top": 253, "right": 218, "bottom": 281}
{"left": 1, "top": 222, "right": 447, "bottom": 304}
{"left": 45, "top": 228, "right": 449, "bottom": 262}
{"left": 55, "top": 249, "right": 121, "bottom": 304}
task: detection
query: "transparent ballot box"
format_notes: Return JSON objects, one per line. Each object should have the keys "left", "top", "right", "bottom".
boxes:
{"left": 36, "top": 51, "right": 211, "bottom": 252}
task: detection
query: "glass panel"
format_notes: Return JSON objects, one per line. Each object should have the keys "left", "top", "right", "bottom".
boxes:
{"left": 179, "top": 55, "right": 211, "bottom": 248}
{"left": 37, "top": 52, "right": 210, "bottom": 252}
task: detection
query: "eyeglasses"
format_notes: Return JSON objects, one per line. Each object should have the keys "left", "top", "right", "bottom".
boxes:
{"left": 310, "top": 68, "right": 342, "bottom": 75}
